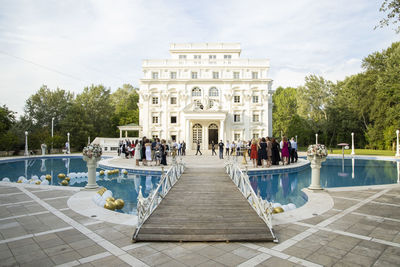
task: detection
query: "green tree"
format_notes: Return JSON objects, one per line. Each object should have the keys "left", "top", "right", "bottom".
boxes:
{"left": 75, "top": 84, "right": 115, "bottom": 138}
{"left": 24, "top": 85, "right": 74, "bottom": 130}
{"left": 376, "top": 0, "right": 400, "bottom": 33}
{"left": 110, "top": 84, "right": 139, "bottom": 136}
{"left": 0, "top": 105, "right": 18, "bottom": 151}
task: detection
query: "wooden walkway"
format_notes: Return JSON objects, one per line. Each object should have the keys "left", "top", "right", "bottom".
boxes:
{"left": 135, "top": 167, "right": 275, "bottom": 242}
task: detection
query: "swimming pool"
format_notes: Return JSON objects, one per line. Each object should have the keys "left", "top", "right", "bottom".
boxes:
{"left": 0, "top": 156, "right": 161, "bottom": 214}
{"left": 1, "top": 156, "right": 398, "bottom": 213}
{"left": 248, "top": 157, "right": 399, "bottom": 209}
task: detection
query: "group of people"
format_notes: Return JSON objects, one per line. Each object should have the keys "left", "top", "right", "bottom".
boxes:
{"left": 118, "top": 138, "right": 187, "bottom": 167}
{"left": 215, "top": 137, "right": 298, "bottom": 168}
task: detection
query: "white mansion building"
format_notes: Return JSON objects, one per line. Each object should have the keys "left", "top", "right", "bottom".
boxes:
{"left": 138, "top": 43, "right": 274, "bottom": 150}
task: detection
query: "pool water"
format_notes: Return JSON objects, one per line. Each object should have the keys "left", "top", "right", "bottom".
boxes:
{"left": 248, "top": 158, "right": 399, "bottom": 208}
{"left": 0, "top": 157, "right": 161, "bottom": 214}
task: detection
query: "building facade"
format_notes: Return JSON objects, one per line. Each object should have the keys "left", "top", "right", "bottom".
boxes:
{"left": 138, "top": 43, "right": 273, "bottom": 150}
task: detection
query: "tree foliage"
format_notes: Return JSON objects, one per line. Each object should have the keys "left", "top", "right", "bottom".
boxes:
{"left": 272, "top": 42, "right": 400, "bottom": 150}
{"left": 376, "top": 0, "right": 400, "bottom": 33}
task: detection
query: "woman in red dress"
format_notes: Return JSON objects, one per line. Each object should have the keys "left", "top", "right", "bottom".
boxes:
{"left": 250, "top": 139, "right": 258, "bottom": 168}
{"left": 281, "top": 136, "right": 290, "bottom": 165}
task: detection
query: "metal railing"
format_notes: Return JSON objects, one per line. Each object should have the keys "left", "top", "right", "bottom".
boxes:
{"left": 133, "top": 160, "right": 185, "bottom": 241}
{"left": 225, "top": 157, "right": 278, "bottom": 242}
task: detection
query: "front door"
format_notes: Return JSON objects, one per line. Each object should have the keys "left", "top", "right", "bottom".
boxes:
{"left": 208, "top": 123, "right": 218, "bottom": 149}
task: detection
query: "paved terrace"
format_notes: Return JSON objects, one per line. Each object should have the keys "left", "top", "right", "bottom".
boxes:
{"left": 0, "top": 154, "right": 399, "bottom": 266}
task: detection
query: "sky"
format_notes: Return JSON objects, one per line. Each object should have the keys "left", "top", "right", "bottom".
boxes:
{"left": 0, "top": 0, "right": 398, "bottom": 116}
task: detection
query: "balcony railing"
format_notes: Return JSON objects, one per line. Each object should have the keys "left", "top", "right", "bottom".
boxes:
{"left": 142, "top": 58, "right": 270, "bottom": 67}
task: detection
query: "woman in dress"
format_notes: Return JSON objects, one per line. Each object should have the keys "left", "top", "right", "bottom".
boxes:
{"left": 160, "top": 139, "right": 167, "bottom": 166}
{"left": 281, "top": 136, "right": 290, "bottom": 165}
{"left": 145, "top": 139, "right": 152, "bottom": 166}
{"left": 266, "top": 137, "right": 272, "bottom": 167}
{"left": 250, "top": 139, "right": 258, "bottom": 168}
{"left": 271, "top": 138, "right": 281, "bottom": 165}
{"left": 134, "top": 140, "right": 142, "bottom": 166}
{"left": 154, "top": 143, "right": 161, "bottom": 166}
{"left": 257, "top": 138, "right": 262, "bottom": 166}
{"left": 259, "top": 137, "right": 268, "bottom": 168}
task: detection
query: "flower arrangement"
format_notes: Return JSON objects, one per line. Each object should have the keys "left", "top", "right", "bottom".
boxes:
{"left": 307, "top": 144, "right": 328, "bottom": 158}
{"left": 83, "top": 144, "right": 102, "bottom": 159}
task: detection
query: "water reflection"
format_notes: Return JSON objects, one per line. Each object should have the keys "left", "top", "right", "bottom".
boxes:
{"left": 397, "top": 161, "right": 400, "bottom": 184}
{"left": 249, "top": 171, "right": 306, "bottom": 208}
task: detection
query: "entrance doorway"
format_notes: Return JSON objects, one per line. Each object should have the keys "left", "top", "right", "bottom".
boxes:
{"left": 208, "top": 123, "right": 218, "bottom": 149}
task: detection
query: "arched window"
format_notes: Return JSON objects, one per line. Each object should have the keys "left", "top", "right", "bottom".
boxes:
{"left": 192, "top": 87, "right": 201, "bottom": 97}
{"left": 193, "top": 124, "right": 202, "bottom": 143}
{"left": 209, "top": 87, "right": 219, "bottom": 97}
{"left": 209, "top": 123, "right": 218, "bottom": 129}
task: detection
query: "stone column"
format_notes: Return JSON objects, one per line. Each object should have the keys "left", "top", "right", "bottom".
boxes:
{"left": 120, "top": 130, "right": 122, "bottom": 138}
{"left": 351, "top": 132, "right": 355, "bottom": 155}
{"left": 219, "top": 120, "right": 224, "bottom": 141}
{"left": 125, "top": 131, "right": 128, "bottom": 138}
{"left": 83, "top": 156, "right": 101, "bottom": 190}
{"left": 307, "top": 155, "right": 327, "bottom": 190}
{"left": 185, "top": 119, "right": 190, "bottom": 144}
{"left": 203, "top": 124, "right": 208, "bottom": 151}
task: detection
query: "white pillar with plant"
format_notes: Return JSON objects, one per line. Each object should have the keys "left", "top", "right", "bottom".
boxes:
{"left": 307, "top": 144, "right": 328, "bottom": 190}
{"left": 83, "top": 144, "right": 102, "bottom": 190}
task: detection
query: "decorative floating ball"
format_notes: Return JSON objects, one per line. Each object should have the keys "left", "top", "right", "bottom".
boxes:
{"left": 99, "top": 170, "right": 105, "bottom": 176}
{"left": 45, "top": 175, "right": 52, "bottom": 181}
{"left": 115, "top": 199, "right": 125, "bottom": 209}
{"left": 61, "top": 180, "right": 69, "bottom": 186}
{"left": 123, "top": 170, "right": 128, "bottom": 175}
{"left": 41, "top": 180, "right": 49, "bottom": 185}
{"left": 58, "top": 173, "right": 66, "bottom": 179}
{"left": 106, "top": 197, "right": 115, "bottom": 202}
{"left": 97, "top": 188, "right": 107, "bottom": 196}
{"left": 35, "top": 180, "right": 41, "bottom": 185}
{"left": 65, "top": 177, "right": 70, "bottom": 182}
{"left": 104, "top": 201, "right": 116, "bottom": 210}
{"left": 17, "top": 180, "right": 22, "bottom": 183}
{"left": 272, "top": 207, "right": 284, "bottom": 214}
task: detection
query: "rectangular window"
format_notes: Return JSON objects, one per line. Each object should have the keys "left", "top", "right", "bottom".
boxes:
{"left": 252, "top": 95, "right": 259, "bottom": 103}
{"left": 171, "top": 116, "right": 177, "bottom": 124}
{"left": 179, "top": 55, "right": 187, "bottom": 59}
{"left": 224, "top": 55, "right": 232, "bottom": 59}
{"left": 152, "top": 116, "right": 159, "bottom": 124}
{"left": 171, "top": 135, "right": 176, "bottom": 141}
{"left": 191, "top": 72, "right": 198, "bottom": 79}
{"left": 152, "top": 72, "right": 159, "bottom": 79}
{"left": 253, "top": 114, "right": 259, "bottom": 122}
{"left": 212, "top": 72, "right": 219, "bottom": 79}
{"left": 152, "top": 97, "right": 159, "bottom": 105}
{"left": 253, "top": 133, "right": 259, "bottom": 139}
{"left": 233, "top": 72, "right": 240, "bottom": 79}
{"left": 234, "top": 95, "right": 240, "bottom": 103}
{"left": 152, "top": 134, "right": 158, "bottom": 139}
{"left": 194, "top": 55, "right": 201, "bottom": 59}
{"left": 170, "top": 72, "right": 176, "bottom": 79}
{"left": 209, "top": 55, "right": 216, "bottom": 59}
{"left": 234, "top": 114, "right": 241, "bottom": 122}
{"left": 252, "top": 72, "right": 258, "bottom": 79}
{"left": 234, "top": 133, "right": 241, "bottom": 141}
{"left": 170, "top": 97, "right": 177, "bottom": 105}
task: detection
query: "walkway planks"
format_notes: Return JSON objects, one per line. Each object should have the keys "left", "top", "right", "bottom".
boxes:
{"left": 135, "top": 167, "right": 275, "bottom": 242}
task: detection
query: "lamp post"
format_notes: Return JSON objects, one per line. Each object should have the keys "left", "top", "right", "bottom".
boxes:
{"left": 51, "top": 117, "right": 54, "bottom": 153}
{"left": 351, "top": 132, "right": 355, "bottom": 156}
{"left": 67, "top": 133, "right": 70, "bottom": 154}
{"left": 295, "top": 135, "right": 297, "bottom": 143}
{"left": 396, "top": 130, "right": 400, "bottom": 157}
{"left": 24, "top": 131, "right": 28, "bottom": 156}
{"left": 315, "top": 133, "right": 318, "bottom": 145}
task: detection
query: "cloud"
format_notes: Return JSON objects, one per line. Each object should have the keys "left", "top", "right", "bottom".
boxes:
{"left": 0, "top": 0, "right": 398, "bottom": 115}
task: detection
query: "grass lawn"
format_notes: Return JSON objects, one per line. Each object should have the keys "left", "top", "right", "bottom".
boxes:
{"left": 299, "top": 147, "right": 396, "bottom": 156}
